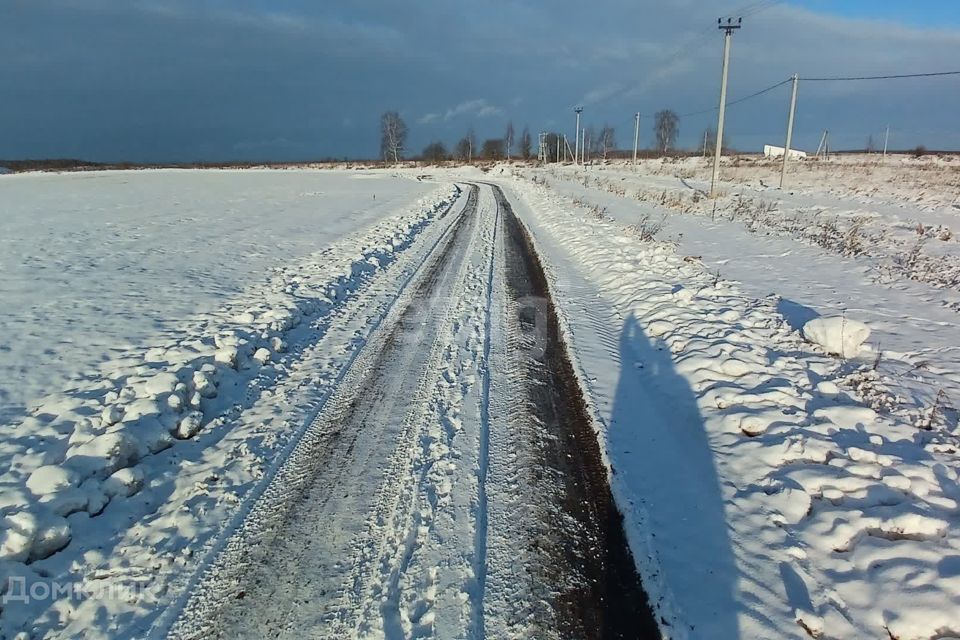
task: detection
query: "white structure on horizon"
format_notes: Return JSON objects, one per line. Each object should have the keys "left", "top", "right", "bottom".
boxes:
{"left": 764, "top": 144, "right": 807, "bottom": 160}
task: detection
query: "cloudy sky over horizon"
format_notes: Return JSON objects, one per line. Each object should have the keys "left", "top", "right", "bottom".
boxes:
{"left": 2, "top": 0, "right": 959, "bottom": 161}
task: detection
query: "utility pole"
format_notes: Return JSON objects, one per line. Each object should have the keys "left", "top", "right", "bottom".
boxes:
{"left": 815, "top": 129, "right": 828, "bottom": 159}
{"left": 574, "top": 107, "right": 583, "bottom": 166}
{"left": 581, "top": 129, "right": 586, "bottom": 165}
{"left": 711, "top": 17, "right": 741, "bottom": 198}
{"left": 556, "top": 135, "right": 561, "bottom": 163}
{"left": 703, "top": 130, "right": 708, "bottom": 158}
{"left": 779, "top": 73, "right": 799, "bottom": 189}
{"left": 883, "top": 125, "right": 890, "bottom": 159}
{"left": 633, "top": 112, "right": 641, "bottom": 165}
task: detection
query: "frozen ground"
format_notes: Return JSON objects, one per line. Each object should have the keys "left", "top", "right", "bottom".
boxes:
{"left": 3, "top": 163, "right": 960, "bottom": 640}
{"left": 0, "top": 169, "right": 433, "bottom": 425}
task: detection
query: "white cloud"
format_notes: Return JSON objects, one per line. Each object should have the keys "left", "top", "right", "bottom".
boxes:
{"left": 418, "top": 99, "right": 503, "bottom": 125}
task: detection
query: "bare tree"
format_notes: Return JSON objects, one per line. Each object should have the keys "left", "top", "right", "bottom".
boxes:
{"left": 866, "top": 134, "right": 875, "bottom": 153}
{"left": 544, "top": 133, "right": 560, "bottom": 162}
{"left": 481, "top": 138, "right": 505, "bottom": 160}
{"left": 466, "top": 128, "right": 476, "bottom": 162}
{"left": 505, "top": 122, "right": 515, "bottom": 160}
{"left": 598, "top": 125, "right": 616, "bottom": 159}
{"left": 653, "top": 110, "right": 679, "bottom": 154}
{"left": 422, "top": 141, "right": 448, "bottom": 163}
{"left": 453, "top": 129, "right": 476, "bottom": 162}
{"left": 380, "top": 111, "right": 408, "bottom": 163}
{"left": 454, "top": 137, "right": 471, "bottom": 161}
{"left": 519, "top": 126, "right": 532, "bottom": 160}
{"left": 585, "top": 125, "right": 596, "bottom": 158}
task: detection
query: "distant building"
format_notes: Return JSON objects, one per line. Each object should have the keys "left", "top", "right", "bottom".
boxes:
{"left": 763, "top": 144, "right": 806, "bottom": 160}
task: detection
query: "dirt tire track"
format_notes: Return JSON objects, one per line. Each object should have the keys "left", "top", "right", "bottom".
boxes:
{"left": 162, "top": 185, "right": 478, "bottom": 640}
{"left": 492, "top": 184, "right": 660, "bottom": 639}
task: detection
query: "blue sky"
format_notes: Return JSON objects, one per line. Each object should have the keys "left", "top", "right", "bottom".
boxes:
{"left": 790, "top": 0, "right": 960, "bottom": 27}
{"left": 1, "top": 0, "right": 959, "bottom": 161}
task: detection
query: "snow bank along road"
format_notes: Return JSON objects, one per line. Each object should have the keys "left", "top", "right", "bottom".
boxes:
{"left": 499, "top": 170, "right": 960, "bottom": 640}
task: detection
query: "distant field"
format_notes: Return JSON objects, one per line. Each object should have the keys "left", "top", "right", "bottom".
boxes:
{"left": 0, "top": 169, "right": 433, "bottom": 422}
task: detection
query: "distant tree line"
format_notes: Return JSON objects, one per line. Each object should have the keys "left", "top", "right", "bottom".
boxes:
{"left": 378, "top": 108, "right": 946, "bottom": 163}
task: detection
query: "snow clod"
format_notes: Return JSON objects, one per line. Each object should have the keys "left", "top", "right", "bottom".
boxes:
{"left": 802, "top": 317, "right": 870, "bottom": 358}
{"left": 25, "top": 466, "right": 76, "bottom": 497}
{"left": 65, "top": 432, "right": 140, "bottom": 480}
{"left": 175, "top": 411, "right": 204, "bottom": 439}
{"left": 103, "top": 467, "right": 145, "bottom": 498}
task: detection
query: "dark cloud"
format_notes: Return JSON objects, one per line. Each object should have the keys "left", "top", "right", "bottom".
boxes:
{"left": 1, "top": 0, "right": 957, "bottom": 161}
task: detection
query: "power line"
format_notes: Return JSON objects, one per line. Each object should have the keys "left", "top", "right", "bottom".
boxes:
{"left": 589, "top": 0, "right": 784, "bottom": 110}
{"left": 803, "top": 70, "right": 960, "bottom": 81}
{"left": 677, "top": 69, "right": 958, "bottom": 119}
{"left": 681, "top": 77, "right": 792, "bottom": 117}
{"left": 740, "top": 0, "right": 782, "bottom": 18}
{"left": 655, "top": 1, "right": 780, "bottom": 70}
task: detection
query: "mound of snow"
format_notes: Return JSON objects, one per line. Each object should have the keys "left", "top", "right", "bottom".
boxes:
{"left": 25, "top": 466, "right": 76, "bottom": 496}
{"left": 802, "top": 316, "right": 870, "bottom": 358}
{"left": 64, "top": 432, "right": 139, "bottom": 480}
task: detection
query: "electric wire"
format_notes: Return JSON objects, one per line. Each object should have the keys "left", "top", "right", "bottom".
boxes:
{"left": 802, "top": 70, "right": 960, "bottom": 81}
{"left": 680, "top": 77, "right": 793, "bottom": 117}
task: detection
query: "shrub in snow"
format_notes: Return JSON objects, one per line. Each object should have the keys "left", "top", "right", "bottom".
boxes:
{"left": 802, "top": 317, "right": 870, "bottom": 358}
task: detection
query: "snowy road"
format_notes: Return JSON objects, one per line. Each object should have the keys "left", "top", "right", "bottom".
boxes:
{"left": 160, "top": 182, "right": 656, "bottom": 639}
{"left": 12, "top": 166, "right": 954, "bottom": 640}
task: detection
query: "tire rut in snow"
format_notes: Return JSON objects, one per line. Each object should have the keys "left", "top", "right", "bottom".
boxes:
{"left": 165, "top": 184, "right": 480, "bottom": 640}
{"left": 493, "top": 184, "right": 660, "bottom": 640}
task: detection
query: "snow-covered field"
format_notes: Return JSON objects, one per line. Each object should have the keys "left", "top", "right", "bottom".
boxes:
{"left": 0, "top": 169, "right": 434, "bottom": 426}
{"left": 0, "top": 169, "right": 455, "bottom": 637}
{"left": 2, "top": 161, "right": 959, "bottom": 640}
{"left": 504, "top": 157, "right": 960, "bottom": 639}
